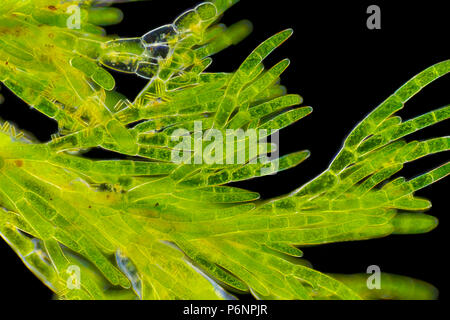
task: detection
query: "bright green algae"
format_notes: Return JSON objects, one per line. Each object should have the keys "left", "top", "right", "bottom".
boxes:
{"left": 0, "top": 0, "right": 448, "bottom": 300}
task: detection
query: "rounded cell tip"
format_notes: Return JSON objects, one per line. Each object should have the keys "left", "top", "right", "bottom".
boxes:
{"left": 392, "top": 213, "right": 439, "bottom": 234}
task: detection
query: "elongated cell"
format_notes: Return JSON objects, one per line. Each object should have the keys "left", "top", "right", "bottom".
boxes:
{"left": 213, "top": 29, "right": 294, "bottom": 128}
{"left": 87, "top": 7, "right": 124, "bottom": 27}
{"left": 257, "top": 107, "right": 313, "bottom": 133}
{"left": 174, "top": 237, "right": 248, "bottom": 292}
{"left": 48, "top": 127, "right": 105, "bottom": 151}
{"left": 173, "top": 3, "right": 216, "bottom": 34}
{"left": 105, "top": 119, "right": 138, "bottom": 154}
{"left": 142, "top": 25, "right": 178, "bottom": 46}
{"left": 116, "top": 249, "right": 142, "bottom": 299}
{"left": 194, "top": 151, "right": 311, "bottom": 186}
{"left": 237, "top": 59, "right": 291, "bottom": 107}
{"left": 332, "top": 273, "right": 438, "bottom": 300}
{"left": 195, "top": 20, "right": 253, "bottom": 60}
{"left": 100, "top": 38, "right": 145, "bottom": 73}
{"left": 135, "top": 61, "right": 159, "bottom": 79}
{"left": 71, "top": 56, "right": 116, "bottom": 91}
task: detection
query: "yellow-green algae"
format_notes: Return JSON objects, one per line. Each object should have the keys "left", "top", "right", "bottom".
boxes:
{"left": 0, "top": 0, "right": 448, "bottom": 300}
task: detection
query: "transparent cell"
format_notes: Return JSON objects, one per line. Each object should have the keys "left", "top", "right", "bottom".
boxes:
{"left": 145, "top": 44, "right": 171, "bottom": 60}
{"left": 141, "top": 24, "right": 178, "bottom": 45}
{"left": 136, "top": 61, "right": 159, "bottom": 79}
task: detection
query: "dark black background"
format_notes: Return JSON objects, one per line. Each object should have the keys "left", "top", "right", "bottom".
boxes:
{"left": 0, "top": 0, "right": 448, "bottom": 303}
